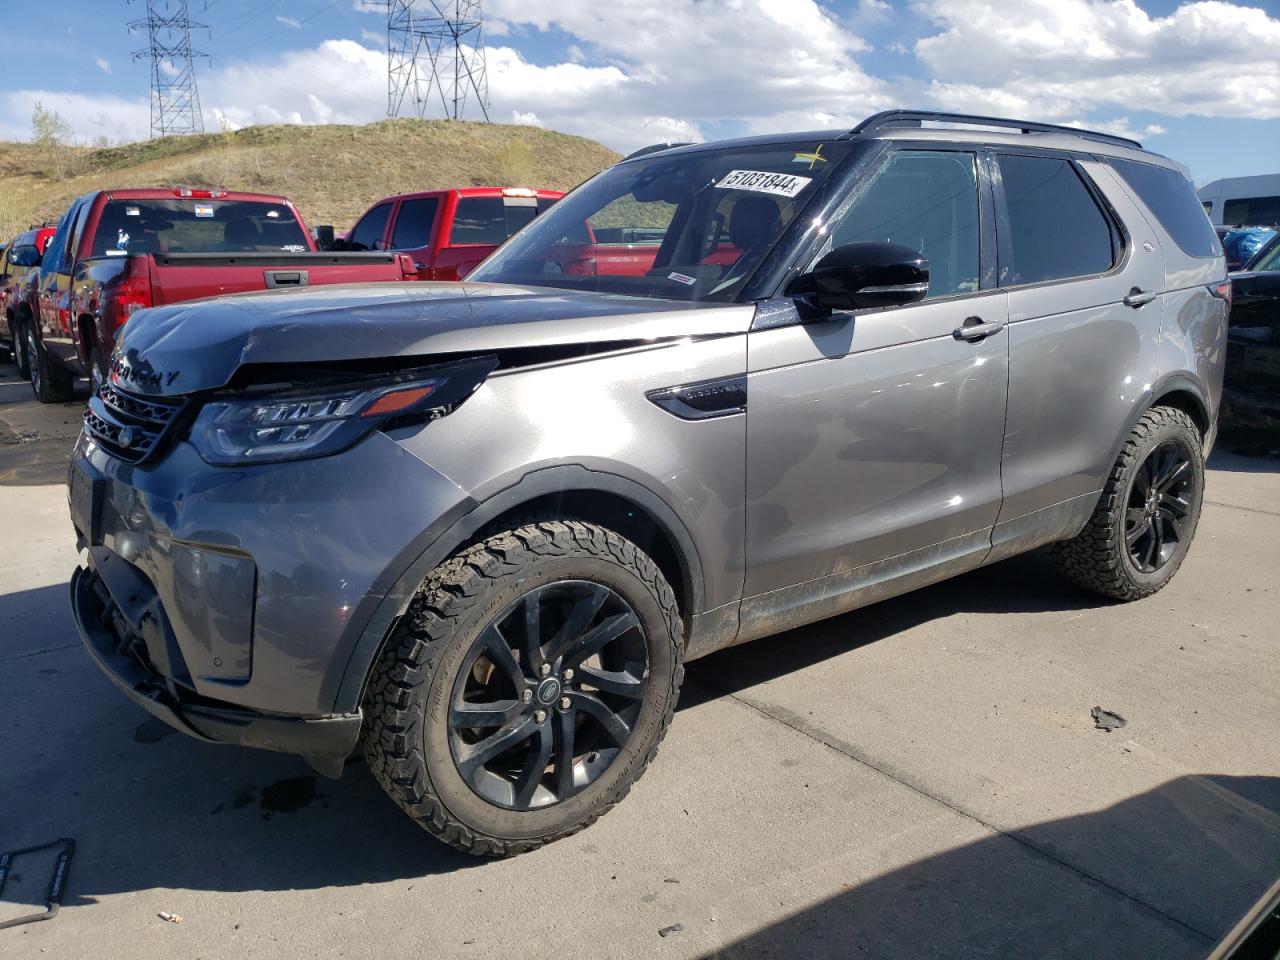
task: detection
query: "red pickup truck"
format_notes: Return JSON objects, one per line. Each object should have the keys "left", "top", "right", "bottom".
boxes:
{"left": 325, "top": 186, "right": 563, "bottom": 280}
{"left": 16, "top": 188, "right": 418, "bottom": 402}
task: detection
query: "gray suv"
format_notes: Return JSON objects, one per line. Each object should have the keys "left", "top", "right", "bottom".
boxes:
{"left": 68, "top": 111, "right": 1229, "bottom": 856}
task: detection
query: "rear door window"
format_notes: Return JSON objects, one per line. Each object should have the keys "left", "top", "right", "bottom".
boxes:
{"left": 90, "top": 199, "right": 310, "bottom": 256}
{"left": 348, "top": 202, "right": 393, "bottom": 251}
{"left": 390, "top": 198, "right": 440, "bottom": 250}
{"left": 1111, "top": 159, "right": 1221, "bottom": 258}
{"left": 449, "top": 197, "right": 538, "bottom": 245}
{"left": 997, "top": 155, "right": 1117, "bottom": 284}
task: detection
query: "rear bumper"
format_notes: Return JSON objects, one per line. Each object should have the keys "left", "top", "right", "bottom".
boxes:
{"left": 71, "top": 564, "right": 361, "bottom": 771}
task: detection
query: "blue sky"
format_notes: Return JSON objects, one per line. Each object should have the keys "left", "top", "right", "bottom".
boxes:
{"left": 2, "top": 0, "right": 1277, "bottom": 185}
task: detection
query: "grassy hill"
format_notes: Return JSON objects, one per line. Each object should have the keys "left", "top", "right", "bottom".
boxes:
{"left": 0, "top": 119, "right": 621, "bottom": 240}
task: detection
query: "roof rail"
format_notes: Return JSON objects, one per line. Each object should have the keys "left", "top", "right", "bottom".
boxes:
{"left": 849, "top": 110, "right": 1143, "bottom": 150}
{"left": 622, "top": 141, "right": 693, "bottom": 161}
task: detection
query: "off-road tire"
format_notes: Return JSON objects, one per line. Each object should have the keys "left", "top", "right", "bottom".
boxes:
{"left": 27, "top": 322, "right": 74, "bottom": 403}
{"left": 1054, "top": 406, "right": 1204, "bottom": 600}
{"left": 363, "top": 519, "right": 684, "bottom": 857}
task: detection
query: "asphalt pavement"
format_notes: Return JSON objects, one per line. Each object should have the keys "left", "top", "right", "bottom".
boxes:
{"left": 1, "top": 356, "right": 1277, "bottom": 960}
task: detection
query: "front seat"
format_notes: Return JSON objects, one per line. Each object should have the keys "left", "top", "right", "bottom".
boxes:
{"left": 728, "top": 195, "right": 782, "bottom": 258}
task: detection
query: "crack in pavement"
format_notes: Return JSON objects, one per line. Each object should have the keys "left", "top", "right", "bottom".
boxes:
{"left": 694, "top": 677, "right": 1218, "bottom": 947}
{"left": 0, "top": 641, "right": 81, "bottom": 664}
{"left": 1204, "top": 498, "right": 1280, "bottom": 519}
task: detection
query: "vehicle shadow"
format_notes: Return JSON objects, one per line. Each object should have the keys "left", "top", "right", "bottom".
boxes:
{"left": 1209, "top": 442, "right": 1280, "bottom": 472}
{"left": 683, "top": 548, "right": 1098, "bottom": 707}
{"left": 0, "top": 363, "right": 90, "bottom": 486}
{"left": 701, "top": 775, "right": 1280, "bottom": 960}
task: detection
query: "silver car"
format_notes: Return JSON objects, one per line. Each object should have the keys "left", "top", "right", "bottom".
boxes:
{"left": 68, "top": 111, "right": 1229, "bottom": 856}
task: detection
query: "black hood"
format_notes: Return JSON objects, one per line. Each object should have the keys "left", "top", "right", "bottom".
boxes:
{"left": 111, "top": 281, "right": 754, "bottom": 396}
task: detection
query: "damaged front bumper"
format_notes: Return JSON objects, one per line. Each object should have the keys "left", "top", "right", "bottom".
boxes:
{"left": 71, "top": 563, "right": 361, "bottom": 777}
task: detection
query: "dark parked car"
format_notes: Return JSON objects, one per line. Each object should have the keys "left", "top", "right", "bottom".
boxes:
{"left": 69, "top": 111, "right": 1227, "bottom": 856}
{"left": 1223, "top": 232, "right": 1280, "bottom": 430}
{"left": 0, "top": 225, "right": 56, "bottom": 375}
{"left": 1216, "top": 225, "right": 1277, "bottom": 272}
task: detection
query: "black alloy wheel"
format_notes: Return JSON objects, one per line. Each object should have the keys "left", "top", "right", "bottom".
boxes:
{"left": 1124, "top": 440, "right": 1196, "bottom": 573}
{"left": 447, "top": 581, "right": 648, "bottom": 811}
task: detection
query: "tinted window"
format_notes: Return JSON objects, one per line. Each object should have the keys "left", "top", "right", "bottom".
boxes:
{"left": 1223, "top": 195, "right": 1280, "bottom": 227}
{"left": 998, "top": 155, "right": 1116, "bottom": 284}
{"left": 390, "top": 198, "right": 439, "bottom": 250}
{"left": 1111, "top": 158, "right": 1220, "bottom": 258}
{"left": 348, "top": 202, "right": 392, "bottom": 251}
{"left": 827, "top": 150, "right": 980, "bottom": 299}
{"left": 450, "top": 197, "right": 538, "bottom": 245}
{"left": 90, "top": 199, "right": 309, "bottom": 256}
{"left": 39, "top": 202, "right": 79, "bottom": 276}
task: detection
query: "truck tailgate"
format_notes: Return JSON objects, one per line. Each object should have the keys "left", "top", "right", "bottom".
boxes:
{"left": 146, "top": 252, "right": 413, "bottom": 304}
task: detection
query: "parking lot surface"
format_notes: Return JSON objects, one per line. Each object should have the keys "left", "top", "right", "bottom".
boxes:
{"left": 2, "top": 357, "right": 1277, "bottom": 959}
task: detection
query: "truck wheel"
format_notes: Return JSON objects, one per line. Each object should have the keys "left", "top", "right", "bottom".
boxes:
{"left": 363, "top": 519, "right": 684, "bottom": 856}
{"left": 27, "top": 323, "right": 74, "bottom": 403}
{"left": 1054, "top": 406, "right": 1204, "bottom": 600}
{"left": 12, "top": 319, "right": 32, "bottom": 381}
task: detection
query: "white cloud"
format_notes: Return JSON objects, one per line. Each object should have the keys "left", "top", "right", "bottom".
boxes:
{"left": 94, "top": 56, "right": 112, "bottom": 76}
{"left": 512, "top": 110, "right": 541, "bottom": 125}
{"left": 914, "top": 0, "right": 1280, "bottom": 121}
{"left": 360, "top": 29, "right": 383, "bottom": 45}
{"left": 275, "top": 15, "right": 302, "bottom": 29}
{"left": 0, "top": 89, "right": 149, "bottom": 144}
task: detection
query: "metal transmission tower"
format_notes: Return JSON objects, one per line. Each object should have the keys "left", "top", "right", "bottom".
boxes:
{"left": 129, "top": 0, "right": 208, "bottom": 137}
{"left": 387, "top": 1, "right": 491, "bottom": 122}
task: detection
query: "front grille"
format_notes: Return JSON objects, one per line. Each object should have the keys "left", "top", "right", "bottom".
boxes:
{"left": 84, "top": 381, "right": 187, "bottom": 463}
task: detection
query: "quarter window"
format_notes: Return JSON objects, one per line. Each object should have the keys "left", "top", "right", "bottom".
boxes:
{"left": 1223, "top": 196, "right": 1280, "bottom": 228}
{"left": 997, "top": 155, "right": 1116, "bottom": 284}
{"left": 825, "top": 150, "right": 981, "bottom": 299}
{"left": 1111, "top": 158, "right": 1221, "bottom": 258}
{"left": 348, "top": 202, "right": 392, "bottom": 251}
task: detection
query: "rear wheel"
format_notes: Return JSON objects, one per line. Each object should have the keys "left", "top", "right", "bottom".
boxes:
{"left": 27, "top": 323, "right": 74, "bottom": 403}
{"left": 363, "top": 519, "right": 684, "bottom": 856}
{"left": 1054, "top": 406, "right": 1204, "bottom": 600}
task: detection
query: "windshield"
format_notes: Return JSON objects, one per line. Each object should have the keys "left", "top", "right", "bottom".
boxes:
{"left": 468, "top": 140, "right": 853, "bottom": 302}
{"left": 1245, "top": 234, "right": 1280, "bottom": 272}
{"left": 91, "top": 199, "right": 310, "bottom": 257}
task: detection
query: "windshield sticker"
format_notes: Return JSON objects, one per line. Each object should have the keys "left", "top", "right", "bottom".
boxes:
{"left": 115, "top": 229, "right": 130, "bottom": 251}
{"left": 194, "top": 203, "right": 214, "bottom": 218}
{"left": 715, "top": 169, "right": 812, "bottom": 198}
{"left": 281, "top": 244, "right": 306, "bottom": 253}
{"left": 125, "top": 206, "right": 141, "bottom": 217}
{"left": 667, "top": 272, "right": 697, "bottom": 286}
{"left": 104, "top": 249, "right": 127, "bottom": 257}
{"left": 266, "top": 209, "right": 280, "bottom": 218}
{"left": 793, "top": 145, "right": 827, "bottom": 169}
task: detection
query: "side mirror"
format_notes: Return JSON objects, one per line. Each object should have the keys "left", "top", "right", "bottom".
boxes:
{"left": 313, "top": 225, "right": 336, "bottom": 251}
{"left": 787, "top": 241, "right": 929, "bottom": 311}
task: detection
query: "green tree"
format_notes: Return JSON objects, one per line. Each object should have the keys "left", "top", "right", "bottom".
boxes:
{"left": 32, "top": 100, "right": 74, "bottom": 179}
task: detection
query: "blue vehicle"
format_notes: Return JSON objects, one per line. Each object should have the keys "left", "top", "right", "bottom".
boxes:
{"left": 1217, "top": 225, "right": 1277, "bottom": 272}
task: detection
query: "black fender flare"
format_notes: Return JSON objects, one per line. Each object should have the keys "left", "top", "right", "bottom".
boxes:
{"left": 330, "top": 463, "right": 707, "bottom": 714}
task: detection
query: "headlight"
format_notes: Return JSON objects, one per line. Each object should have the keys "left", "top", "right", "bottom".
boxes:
{"left": 189, "top": 356, "right": 497, "bottom": 465}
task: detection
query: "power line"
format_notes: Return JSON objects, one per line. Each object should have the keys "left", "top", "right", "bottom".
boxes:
{"left": 129, "top": 0, "right": 208, "bottom": 137}
{"left": 388, "top": 1, "right": 490, "bottom": 122}
{"left": 217, "top": 0, "right": 346, "bottom": 55}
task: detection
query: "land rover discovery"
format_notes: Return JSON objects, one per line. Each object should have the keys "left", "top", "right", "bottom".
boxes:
{"left": 68, "top": 111, "right": 1229, "bottom": 856}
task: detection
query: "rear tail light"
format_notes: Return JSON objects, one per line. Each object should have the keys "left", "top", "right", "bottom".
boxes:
{"left": 1209, "top": 280, "right": 1233, "bottom": 310}
{"left": 107, "top": 275, "right": 152, "bottom": 327}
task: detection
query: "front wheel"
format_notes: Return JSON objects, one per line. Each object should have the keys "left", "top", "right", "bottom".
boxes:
{"left": 363, "top": 519, "right": 684, "bottom": 856}
{"left": 1054, "top": 406, "right": 1205, "bottom": 600}
{"left": 12, "top": 318, "right": 32, "bottom": 380}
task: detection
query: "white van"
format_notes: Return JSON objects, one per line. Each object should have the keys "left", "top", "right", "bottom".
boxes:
{"left": 1198, "top": 174, "right": 1280, "bottom": 225}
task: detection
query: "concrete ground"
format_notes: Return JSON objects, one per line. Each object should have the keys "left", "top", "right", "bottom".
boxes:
{"left": 1, "top": 355, "right": 1277, "bottom": 960}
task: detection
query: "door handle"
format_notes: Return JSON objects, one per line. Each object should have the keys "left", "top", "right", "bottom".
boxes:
{"left": 1123, "top": 287, "right": 1157, "bottom": 308}
{"left": 953, "top": 317, "right": 1005, "bottom": 341}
